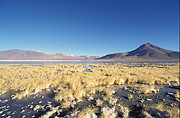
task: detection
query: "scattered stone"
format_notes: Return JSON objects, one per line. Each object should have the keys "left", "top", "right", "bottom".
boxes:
{"left": 3, "top": 108, "right": 8, "bottom": 111}
{"left": 30, "top": 105, "right": 34, "bottom": 109}
{"left": 146, "top": 98, "right": 153, "bottom": 101}
{"left": 46, "top": 89, "right": 50, "bottom": 91}
{"left": 170, "top": 103, "right": 177, "bottom": 107}
{"left": 139, "top": 111, "right": 153, "bottom": 118}
{"left": 33, "top": 105, "right": 41, "bottom": 111}
{"left": 167, "top": 92, "right": 174, "bottom": 96}
{"left": 2, "top": 99, "right": 8, "bottom": 103}
{"left": 40, "top": 106, "right": 60, "bottom": 118}
{"left": 139, "top": 99, "right": 144, "bottom": 103}
{"left": 20, "top": 109, "right": 25, "bottom": 113}
{"left": 101, "top": 106, "right": 116, "bottom": 118}
{"left": 0, "top": 111, "right": 3, "bottom": 114}
{"left": 12, "top": 111, "right": 16, "bottom": 115}
{"left": 117, "top": 106, "right": 129, "bottom": 118}
{"left": 88, "top": 96, "right": 94, "bottom": 101}
{"left": 167, "top": 92, "right": 180, "bottom": 102}
{"left": 82, "top": 113, "right": 97, "bottom": 118}
{"left": 148, "top": 109, "right": 170, "bottom": 118}
{"left": 31, "top": 115, "right": 35, "bottom": 118}
{"left": 21, "top": 115, "right": 26, "bottom": 118}
{"left": 128, "top": 94, "right": 133, "bottom": 99}
{"left": 96, "top": 99, "right": 105, "bottom": 107}
{"left": 124, "top": 86, "right": 131, "bottom": 91}
{"left": 129, "top": 105, "right": 143, "bottom": 117}
{"left": 11, "top": 94, "right": 16, "bottom": 98}
{"left": 170, "top": 81, "right": 179, "bottom": 86}
{"left": 169, "top": 85, "right": 180, "bottom": 90}
{"left": 151, "top": 89, "right": 159, "bottom": 94}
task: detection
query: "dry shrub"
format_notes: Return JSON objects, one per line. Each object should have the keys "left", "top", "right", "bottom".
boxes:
{"left": 0, "top": 63, "right": 179, "bottom": 102}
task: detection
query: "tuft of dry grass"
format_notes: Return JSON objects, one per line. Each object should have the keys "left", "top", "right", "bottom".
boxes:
{"left": 0, "top": 63, "right": 179, "bottom": 102}
{"left": 149, "top": 103, "right": 180, "bottom": 118}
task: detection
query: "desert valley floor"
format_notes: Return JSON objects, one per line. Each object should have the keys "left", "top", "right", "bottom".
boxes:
{"left": 0, "top": 63, "right": 179, "bottom": 118}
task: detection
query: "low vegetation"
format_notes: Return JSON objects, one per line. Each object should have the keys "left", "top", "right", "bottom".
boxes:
{"left": 0, "top": 63, "right": 179, "bottom": 117}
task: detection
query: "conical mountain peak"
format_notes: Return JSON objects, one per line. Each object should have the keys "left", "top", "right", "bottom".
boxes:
{"left": 99, "top": 43, "right": 179, "bottom": 61}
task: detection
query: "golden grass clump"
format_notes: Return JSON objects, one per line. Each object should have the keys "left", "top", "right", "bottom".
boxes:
{"left": 149, "top": 103, "right": 180, "bottom": 118}
{"left": 0, "top": 63, "right": 179, "bottom": 101}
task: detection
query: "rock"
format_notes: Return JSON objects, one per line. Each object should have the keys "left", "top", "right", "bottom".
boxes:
{"left": 30, "top": 105, "right": 34, "bottom": 109}
{"left": 20, "top": 109, "right": 25, "bottom": 113}
{"left": 117, "top": 107, "right": 129, "bottom": 118}
{"left": 46, "top": 89, "right": 50, "bottom": 91}
{"left": 34, "top": 105, "right": 41, "bottom": 111}
{"left": 101, "top": 107, "right": 116, "bottom": 118}
{"left": 139, "top": 99, "right": 144, "bottom": 103}
{"left": 170, "top": 81, "right": 179, "bottom": 86}
{"left": 96, "top": 99, "right": 105, "bottom": 107}
{"left": 129, "top": 105, "right": 143, "bottom": 117}
{"left": 167, "top": 92, "right": 180, "bottom": 102}
{"left": 82, "top": 113, "right": 97, "bottom": 118}
{"left": 2, "top": 99, "right": 8, "bottom": 103}
{"left": 128, "top": 94, "right": 133, "bottom": 99}
{"left": 40, "top": 106, "right": 60, "bottom": 118}
{"left": 151, "top": 89, "right": 159, "bottom": 94}
{"left": 146, "top": 98, "right": 153, "bottom": 101}
{"left": 88, "top": 96, "right": 94, "bottom": 101}
{"left": 22, "top": 115, "right": 26, "bottom": 118}
{"left": 124, "top": 86, "right": 131, "bottom": 91}
{"left": 148, "top": 109, "right": 170, "bottom": 118}
{"left": 139, "top": 111, "right": 153, "bottom": 118}
{"left": 128, "top": 89, "right": 133, "bottom": 93}
{"left": 169, "top": 85, "right": 180, "bottom": 90}
{"left": 12, "top": 111, "right": 16, "bottom": 115}
{"left": 0, "top": 111, "right": 3, "bottom": 114}
{"left": 167, "top": 92, "right": 174, "bottom": 96}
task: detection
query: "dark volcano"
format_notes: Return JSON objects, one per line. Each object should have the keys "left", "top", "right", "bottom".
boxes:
{"left": 99, "top": 43, "right": 179, "bottom": 61}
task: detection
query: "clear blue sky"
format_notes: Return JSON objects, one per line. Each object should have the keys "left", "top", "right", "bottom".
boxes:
{"left": 0, "top": 0, "right": 179, "bottom": 56}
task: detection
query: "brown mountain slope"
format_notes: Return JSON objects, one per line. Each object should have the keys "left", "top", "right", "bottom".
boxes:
{"left": 99, "top": 43, "right": 179, "bottom": 61}
{"left": 0, "top": 49, "right": 81, "bottom": 60}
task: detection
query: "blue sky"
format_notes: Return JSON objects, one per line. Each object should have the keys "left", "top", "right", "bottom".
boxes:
{"left": 0, "top": 0, "right": 179, "bottom": 56}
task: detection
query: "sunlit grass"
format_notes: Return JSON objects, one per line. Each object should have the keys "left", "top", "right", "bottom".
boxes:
{"left": 0, "top": 63, "right": 179, "bottom": 116}
{"left": 0, "top": 63, "right": 179, "bottom": 98}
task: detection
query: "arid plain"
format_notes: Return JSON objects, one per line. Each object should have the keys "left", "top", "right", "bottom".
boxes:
{"left": 0, "top": 63, "right": 179, "bottom": 118}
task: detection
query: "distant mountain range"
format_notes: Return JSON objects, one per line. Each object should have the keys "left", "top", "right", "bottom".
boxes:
{"left": 98, "top": 43, "right": 179, "bottom": 61}
{"left": 0, "top": 49, "right": 99, "bottom": 60}
{"left": 0, "top": 43, "right": 179, "bottom": 61}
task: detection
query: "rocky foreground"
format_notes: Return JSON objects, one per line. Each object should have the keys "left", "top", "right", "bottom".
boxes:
{"left": 0, "top": 63, "right": 179, "bottom": 118}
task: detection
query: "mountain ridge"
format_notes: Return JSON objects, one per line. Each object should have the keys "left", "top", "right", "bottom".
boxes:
{"left": 98, "top": 43, "right": 179, "bottom": 61}
{"left": 0, "top": 49, "right": 98, "bottom": 60}
{"left": 0, "top": 43, "right": 179, "bottom": 61}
